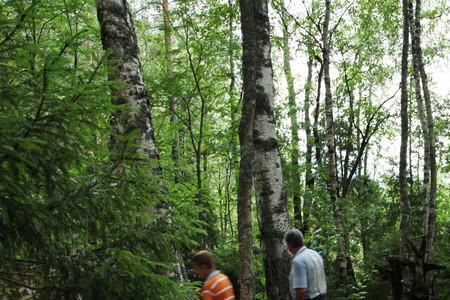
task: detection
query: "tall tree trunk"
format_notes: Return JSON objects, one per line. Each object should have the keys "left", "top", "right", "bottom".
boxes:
{"left": 413, "top": 0, "right": 437, "bottom": 260}
{"left": 96, "top": 0, "right": 158, "bottom": 159}
{"left": 280, "top": 0, "right": 302, "bottom": 229}
{"left": 322, "top": 0, "right": 350, "bottom": 292}
{"left": 408, "top": 85, "right": 414, "bottom": 188}
{"left": 343, "top": 61, "right": 355, "bottom": 182}
{"left": 409, "top": 0, "right": 430, "bottom": 247}
{"left": 399, "top": 0, "right": 410, "bottom": 256}
{"left": 237, "top": 0, "right": 256, "bottom": 298}
{"left": 357, "top": 86, "right": 362, "bottom": 176}
{"left": 303, "top": 54, "right": 314, "bottom": 234}
{"left": 363, "top": 144, "right": 369, "bottom": 177}
{"left": 225, "top": 0, "right": 239, "bottom": 242}
{"left": 253, "top": 0, "right": 291, "bottom": 298}
{"left": 313, "top": 63, "right": 324, "bottom": 164}
{"left": 162, "top": 0, "right": 180, "bottom": 182}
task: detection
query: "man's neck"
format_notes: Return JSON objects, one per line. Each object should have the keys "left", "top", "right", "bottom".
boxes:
{"left": 205, "top": 269, "right": 219, "bottom": 280}
{"left": 293, "top": 245, "right": 306, "bottom": 255}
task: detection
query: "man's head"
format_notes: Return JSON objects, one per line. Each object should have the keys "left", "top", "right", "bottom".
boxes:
{"left": 285, "top": 229, "right": 305, "bottom": 254}
{"left": 191, "top": 250, "right": 216, "bottom": 279}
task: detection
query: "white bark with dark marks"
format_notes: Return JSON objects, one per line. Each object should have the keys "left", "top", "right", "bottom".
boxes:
{"left": 96, "top": 0, "right": 158, "bottom": 159}
{"left": 253, "top": 0, "right": 291, "bottom": 299}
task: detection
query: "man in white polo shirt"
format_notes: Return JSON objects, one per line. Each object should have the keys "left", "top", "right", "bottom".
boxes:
{"left": 286, "top": 229, "right": 327, "bottom": 300}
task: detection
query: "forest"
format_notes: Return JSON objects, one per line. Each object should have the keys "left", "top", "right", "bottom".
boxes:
{"left": 0, "top": 0, "right": 450, "bottom": 299}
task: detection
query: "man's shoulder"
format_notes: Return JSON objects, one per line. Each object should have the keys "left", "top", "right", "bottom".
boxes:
{"left": 296, "top": 248, "right": 322, "bottom": 261}
{"left": 205, "top": 272, "right": 234, "bottom": 297}
{"left": 305, "top": 248, "right": 321, "bottom": 255}
{"left": 204, "top": 272, "right": 231, "bottom": 288}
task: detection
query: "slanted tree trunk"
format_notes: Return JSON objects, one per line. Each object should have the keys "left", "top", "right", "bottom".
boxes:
{"left": 399, "top": 0, "right": 411, "bottom": 256}
{"left": 280, "top": 0, "right": 302, "bottom": 229}
{"left": 413, "top": 0, "right": 437, "bottom": 260}
{"left": 253, "top": 0, "right": 291, "bottom": 298}
{"left": 322, "top": 0, "right": 350, "bottom": 292}
{"left": 96, "top": 0, "right": 193, "bottom": 283}
{"left": 237, "top": 0, "right": 256, "bottom": 298}
{"left": 303, "top": 54, "right": 314, "bottom": 234}
{"left": 96, "top": 0, "right": 158, "bottom": 159}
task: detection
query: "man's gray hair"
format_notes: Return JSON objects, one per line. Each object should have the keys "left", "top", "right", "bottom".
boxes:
{"left": 285, "top": 229, "right": 304, "bottom": 247}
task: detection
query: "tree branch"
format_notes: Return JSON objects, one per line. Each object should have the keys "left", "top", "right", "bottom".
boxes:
{"left": 0, "top": 1, "right": 40, "bottom": 48}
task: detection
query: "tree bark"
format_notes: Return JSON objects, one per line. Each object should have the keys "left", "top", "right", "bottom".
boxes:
{"left": 303, "top": 54, "right": 314, "bottom": 234}
{"left": 343, "top": 61, "right": 355, "bottom": 182}
{"left": 162, "top": 0, "right": 180, "bottom": 182}
{"left": 96, "top": 0, "right": 158, "bottom": 159}
{"left": 313, "top": 63, "right": 324, "bottom": 164}
{"left": 357, "top": 86, "right": 362, "bottom": 176}
{"left": 322, "top": 0, "right": 350, "bottom": 292}
{"left": 413, "top": 0, "right": 437, "bottom": 260}
{"left": 280, "top": 0, "right": 302, "bottom": 229}
{"left": 225, "top": 0, "right": 239, "bottom": 242}
{"left": 409, "top": 0, "right": 430, "bottom": 245}
{"left": 399, "top": 0, "right": 410, "bottom": 256}
{"left": 237, "top": 0, "right": 256, "bottom": 298}
{"left": 253, "top": 0, "right": 291, "bottom": 298}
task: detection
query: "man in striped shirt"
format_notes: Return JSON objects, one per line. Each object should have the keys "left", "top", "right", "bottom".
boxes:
{"left": 192, "top": 251, "right": 235, "bottom": 300}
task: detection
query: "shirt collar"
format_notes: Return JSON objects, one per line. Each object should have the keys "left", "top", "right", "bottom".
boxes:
{"left": 206, "top": 270, "right": 220, "bottom": 281}
{"left": 293, "top": 246, "right": 307, "bottom": 259}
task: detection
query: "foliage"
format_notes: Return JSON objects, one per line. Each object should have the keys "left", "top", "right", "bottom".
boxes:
{"left": 0, "top": 0, "right": 199, "bottom": 298}
{"left": 1, "top": 0, "right": 450, "bottom": 299}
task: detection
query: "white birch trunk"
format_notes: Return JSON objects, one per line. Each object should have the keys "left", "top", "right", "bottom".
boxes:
{"left": 253, "top": 0, "right": 291, "bottom": 299}
{"left": 96, "top": 0, "right": 158, "bottom": 159}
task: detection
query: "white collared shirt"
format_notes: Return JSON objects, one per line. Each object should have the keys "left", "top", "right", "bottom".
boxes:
{"left": 289, "top": 247, "right": 327, "bottom": 299}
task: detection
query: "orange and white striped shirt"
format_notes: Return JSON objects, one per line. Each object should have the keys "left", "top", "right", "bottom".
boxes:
{"left": 201, "top": 271, "right": 235, "bottom": 300}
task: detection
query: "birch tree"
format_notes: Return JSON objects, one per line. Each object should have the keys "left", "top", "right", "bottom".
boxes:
{"left": 238, "top": 0, "right": 291, "bottom": 298}
{"left": 96, "top": 0, "right": 159, "bottom": 159}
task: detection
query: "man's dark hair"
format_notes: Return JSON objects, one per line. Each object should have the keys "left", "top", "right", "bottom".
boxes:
{"left": 191, "top": 250, "right": 215, "bottom": 269}
{"left": 285, "top": 229, "right": 304, "bottom": 248}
